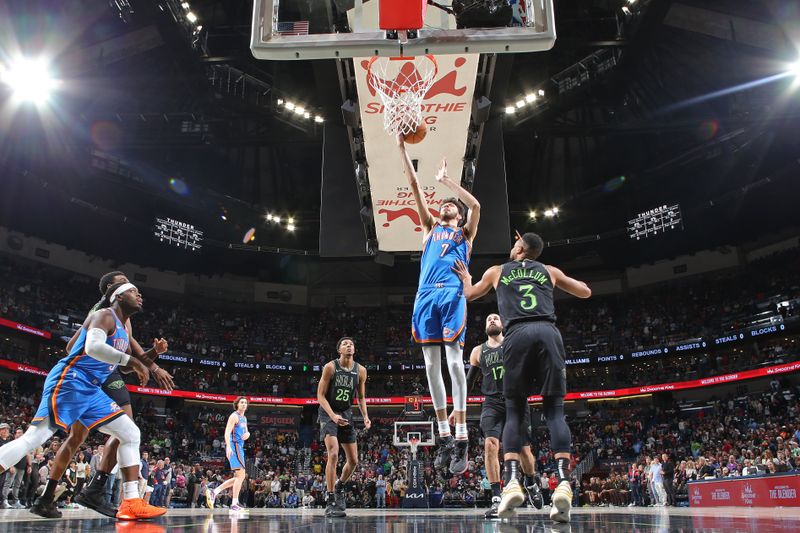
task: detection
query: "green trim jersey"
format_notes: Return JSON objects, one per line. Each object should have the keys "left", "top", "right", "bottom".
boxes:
{"left": 478, "top": 342, "right": 504, "bottom": 397}
{"left": 496, "top": 259, "right": 556, "bottom": 330}
{"left": 326, "top": 359, "right": 360, "bottom": 413}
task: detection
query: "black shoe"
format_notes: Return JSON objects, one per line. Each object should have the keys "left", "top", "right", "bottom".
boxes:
{"left": 434, "top": 439, "right": 454, "bottom": 469}
{"left": 74, "top": 488, "right": 117, "bottom": 518}
{"left": 334, "top": 488, "right": 346, "bottom": 514}
{"left": 526, "top": 480, "right": 544, "bottom": 509}
{"left": 484, "top": 496, "right": 501, "bottom": 519}
{"left": 30, "top": 497, "right": 62, "bottom": 519}
{"left": 449, "top": 440, "right": 469, "bottom": 474}
{"left": 325, "top": 500, "right": 346, "bottom": 518}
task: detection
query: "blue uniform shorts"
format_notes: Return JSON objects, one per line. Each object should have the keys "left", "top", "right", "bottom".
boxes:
{"left": 229, "top": 441, "right": 246, "bottom": 470}
{"left": 32, "top": 360, "right": 125, "bottom": 432}
{"left": 411, "top": 287, "right": 467, "bottom": 346}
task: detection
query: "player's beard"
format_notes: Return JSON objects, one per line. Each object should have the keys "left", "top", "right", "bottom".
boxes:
{"left": 485, "top": 324, "right": 502, "bottom": 337}
{"left": 440, "top": 209, "right": 457, "bottom": 222}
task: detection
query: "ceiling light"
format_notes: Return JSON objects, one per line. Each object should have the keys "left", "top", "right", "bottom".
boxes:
{"left": 186, "top": 11, "right": 198, "bottom": 23}
{"left": 303, "top": 112, "right": 310, "bottom": 119}
{"left": 277, "top": 98, "right": 284, "bottom": 105}
{"left": 294, "top": 106, "right": 305, "bottom": 115}
{"left": 1, "top": 57, "right": 60, "bottom": 104}
{"left": 195, "top": 25, "right": 202, "bottom": 31}
{"left": 285, "top": 102, "right": 295, "bottom": 111}
{"left": 505, "top": 106, "right": 515, "bottom": 114}
{"left": 544, "top": 209, "right": 554, "bottom": 218}
{"left": 274, "top": 217, "right": 282, "bottom": 224}
{"left": 790, "top": 60, "right": 800, "bottom": 78}
{"left": 525, "top": 93, "right": 536, "bottom": 103}
{"left": 314, "top": 115, "right": 324, "bottom": 123}
{"left": 288, "top": 217, "right": 294, "bottom": 224}
{"left": 515, "top": 99, "right": 525, "bottom": 108}
{"left": 538, "top": 89, "right": 545, "bottom": 96}
{"left": 621, "top": 6, "right": 632, "bottom": 16}
{"left": 529, "top": 210, "right": 537, "bottom": 219}
{"left": 552, "top": 206, "right": 559, "bottom": 215}
{"left": 287, "top": 223, "right": 296, "bottom": 232}
{"left": 182, "top": 2, "right": 190, "bottom": 9}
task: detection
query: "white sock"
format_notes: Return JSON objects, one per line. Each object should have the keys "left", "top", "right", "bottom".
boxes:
{"left": 212, "top": 487, "right": 220, "bottom": 498}
{"left": 123, "top": 481, "right": 138, "bottom": 500}
{"left": 232, "top": 497, "right": 239, "bottom": 506}
{"left": 455, "top": 422, "right": 468, "bottom": 440}
{"left": 437, "top": 420, "right": 451, "bottom": 437}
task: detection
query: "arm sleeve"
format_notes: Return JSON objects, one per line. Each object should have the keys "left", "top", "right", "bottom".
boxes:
{"left": 466, "top": 365, "right": 481, "bottom": 393}
{"left": 85, "top": 328, "right": 131, "bottom": 366}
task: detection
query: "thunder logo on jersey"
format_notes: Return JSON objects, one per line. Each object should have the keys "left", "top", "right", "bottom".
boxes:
{"left": 418, "top": 223, "right": 471, "bottom": 289}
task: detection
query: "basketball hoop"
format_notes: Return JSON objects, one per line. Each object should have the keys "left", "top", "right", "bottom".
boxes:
{"left": 409, "top": 437, "right": 420, "bottom": 456}
{"left": 366, "top": 55, "right": 438, "bottom": 136}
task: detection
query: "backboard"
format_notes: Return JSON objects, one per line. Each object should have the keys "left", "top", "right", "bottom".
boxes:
{"left": 393, "top": 421, "right": 435, "bottom": 448}
{"left": 250, "top": 0, "right": 556, "bottom": 60}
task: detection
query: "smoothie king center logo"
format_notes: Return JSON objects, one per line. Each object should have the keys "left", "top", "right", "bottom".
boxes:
{"left": 378, "top": 206, "right": 441, "bottom": 232}
{"left": 691, "top": 486, "right": 702, "bottom": 503}
{"left": 361, "top": 57, "right": 472, "bottom": 232}
{"left": 360, "top": 56, "right": 470, "bottom": 102}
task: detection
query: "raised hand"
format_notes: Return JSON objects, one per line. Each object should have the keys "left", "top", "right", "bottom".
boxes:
{"left": 153, "top": 338, "right": 169, "bottom": 354}
{"left": 435, "top": 157, "right": 448, "bottom": 182}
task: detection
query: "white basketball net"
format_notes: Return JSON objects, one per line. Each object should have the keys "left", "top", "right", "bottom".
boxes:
{"left": 367, "top": 55, "right": 438, "bottom": 136}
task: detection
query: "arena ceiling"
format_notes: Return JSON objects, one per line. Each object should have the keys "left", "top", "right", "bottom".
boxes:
{"left": 0, "top": 0, "right": 799, "bottom": 282}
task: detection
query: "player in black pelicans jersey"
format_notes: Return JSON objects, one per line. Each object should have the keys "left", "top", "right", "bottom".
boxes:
{"left": 466, "top": 313, "right": 542, "bottom": 518}
{"left": 316, "top": 337, "right": 371, "bottom": 518}
{"left": 453, "top": 233, "right": 591, "bottom": 523}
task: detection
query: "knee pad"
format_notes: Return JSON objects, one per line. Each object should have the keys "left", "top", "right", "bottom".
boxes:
{"left": 0, "top": 424, "right": 55, "bottom": 470}
{"left": 99, "top": 415, "right": 141, "bottom": 469}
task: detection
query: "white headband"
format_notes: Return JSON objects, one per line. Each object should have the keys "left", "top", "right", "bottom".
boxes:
{"left": 110, "top": 283, "right": 137, "bottom": 303}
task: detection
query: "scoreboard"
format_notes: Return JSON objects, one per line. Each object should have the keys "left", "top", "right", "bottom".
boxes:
{"left": 154, "top": 217, "right": 203, "bottom": 251}
{"left": 627, "top": 204, "right": 683, "bottom": 241}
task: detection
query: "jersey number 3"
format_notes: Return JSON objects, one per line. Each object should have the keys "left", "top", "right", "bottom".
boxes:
{"left": 518, "top": 284, "right": 538, "bottom": 310}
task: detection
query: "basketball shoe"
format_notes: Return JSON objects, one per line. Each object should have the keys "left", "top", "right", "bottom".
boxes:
{"left": 484, "top": 496, "right": 501, "bottom": 519}
{"left": 116, "top": 498, "right": 167, "bottom": 520}
{"left": 549, "top": 480, "right": 572, "bottom": 523}
{"left": 497, "top": 478, "right": 526, "bottom": 518}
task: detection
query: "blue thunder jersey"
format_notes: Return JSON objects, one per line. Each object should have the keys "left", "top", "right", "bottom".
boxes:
{"left": 231, "top": 412, "right": 248, "bottom": 444}
{"left": 418, "top": 223, "right": 471, "bottom": 289}
{"left": 228, "top": 412, "right": 247, "bottom": 470}
{"left": 32, "top": 309, "right": 129, "bottom": 431}
{"left": 64, "top": 309, "right": 130, "bottom": 386}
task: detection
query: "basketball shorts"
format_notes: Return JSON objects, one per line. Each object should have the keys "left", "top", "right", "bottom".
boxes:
{"left": 411, "top": 287, "right": 467, "bottom": 346}
{"left": 102, "top": 369, "right": 132, "bottom": 407}
{"left": 480, "top": 395, "right": 532, "bottom": 442}
{"left": 502, "top": 321, "right": 567, "bottom": 399}
{"left": 32, "top": 363, "right": 125, "bottom": 432}
{"left": 318, "top": 409, "right": 356, "bottom": 444}
{"left": 229, "top": 440, "right": 246, "bottom": 470}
